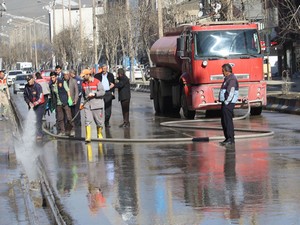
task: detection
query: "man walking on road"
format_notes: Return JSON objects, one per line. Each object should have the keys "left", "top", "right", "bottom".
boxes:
{"left": 219, "top": 63, "right": 239, "bottom": 146}
{"left": 94, "top": 64, "right": 115, "bottom": 128}
{"left": 114, "top": 68, "right": 131, "bottom": 128}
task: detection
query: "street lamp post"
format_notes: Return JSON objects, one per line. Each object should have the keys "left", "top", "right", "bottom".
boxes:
{"left": 34, "top": 21, "right": 38, "bottom": 71}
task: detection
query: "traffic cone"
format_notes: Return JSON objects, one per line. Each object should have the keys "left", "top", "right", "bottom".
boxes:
{"left": 85, "top": 125, "right": 91, "bottom": 142}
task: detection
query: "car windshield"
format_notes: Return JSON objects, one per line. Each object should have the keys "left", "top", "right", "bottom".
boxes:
{"left": 44, "top": 71, "right": 52, "bottom": 77}
{"left": 9, "top": 71, "right": 23, "bottom": 75}
{"left": 194, "top": 29, "right": 261, "bottom": 58}
{"left": 16, "top": 75, "right": 28, "bottom": 81}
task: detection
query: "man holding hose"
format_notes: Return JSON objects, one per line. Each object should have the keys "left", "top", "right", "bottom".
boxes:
{"left": 80, "top": 69, "right": 105, "bottom": 142}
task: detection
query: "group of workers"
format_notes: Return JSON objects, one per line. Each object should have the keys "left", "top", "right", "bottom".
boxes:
{"left": 1, "top": 63, "right": 238, "bottom": 146}
{"left": 23, "top": 64, "right": 131, "bottom": 142}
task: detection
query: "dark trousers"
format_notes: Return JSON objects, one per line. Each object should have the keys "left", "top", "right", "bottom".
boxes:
{"left": 104, "top": 91, "right": 113, "bottom": 125}
{"left": 34, "top": 102, "right": 46, "bottom": 137}
{"left": 121, "top": 99, "right": 130, "bottom": 124}
{"left": 56, "top": 104, "right": 74, "bottom": 133}
{"left": 221, "top": 103, "right": 235, "bottom": 141}
{"left": 71, "top": 95, "right": 82, "bottom": 127}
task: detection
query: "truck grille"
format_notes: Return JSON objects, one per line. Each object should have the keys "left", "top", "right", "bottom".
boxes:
{"left": 213, "top": 86, "right": 249, "bottom": 99}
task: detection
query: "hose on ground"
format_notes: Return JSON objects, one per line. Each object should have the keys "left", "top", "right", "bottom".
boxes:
{"left": 43, "top": 101, "right": 274, "bottom": 143}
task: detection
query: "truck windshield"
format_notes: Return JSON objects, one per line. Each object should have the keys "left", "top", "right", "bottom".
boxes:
{"left": 194, "top": 29, "right": 260, "bottom": 58}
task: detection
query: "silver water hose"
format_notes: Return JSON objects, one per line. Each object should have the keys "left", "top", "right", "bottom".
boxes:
{"left": 71, "top": 98, "right": 89, "bottom": 122}
{"left": 43, "top": 100, "right": 274, "bottom": 143}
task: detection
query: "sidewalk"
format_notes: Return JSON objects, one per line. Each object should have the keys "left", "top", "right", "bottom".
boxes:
{"left": 265, "top": 75, "right": 300, "bottom": 114}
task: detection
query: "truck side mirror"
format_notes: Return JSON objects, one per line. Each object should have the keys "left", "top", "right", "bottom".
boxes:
{"left": 177, "top": 37, "right": 185, "bottom": 57}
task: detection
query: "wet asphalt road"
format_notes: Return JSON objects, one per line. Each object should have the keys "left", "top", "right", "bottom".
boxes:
{"left": 10, "top": 89, "right": 300, "bottom": 225}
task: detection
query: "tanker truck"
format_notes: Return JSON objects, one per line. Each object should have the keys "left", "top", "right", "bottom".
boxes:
{"left": 149, "top": 21, "right": 266, "bottom": 119}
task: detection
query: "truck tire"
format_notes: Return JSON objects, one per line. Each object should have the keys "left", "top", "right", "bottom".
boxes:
{"left": 250, "top": 106, "right": 262, "bottom": 116}
{"left": 158, "top": 83, "right": 172, "bottom": 114}
{"left": 181, "top": 89, "right": 196, "bottom": 119}
{"left": 153, "top": 79, "right": 160, "bottom": 113}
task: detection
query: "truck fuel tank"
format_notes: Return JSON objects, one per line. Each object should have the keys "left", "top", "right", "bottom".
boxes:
{"left": 150, "top": 36, "right": 182, "bottom": 71}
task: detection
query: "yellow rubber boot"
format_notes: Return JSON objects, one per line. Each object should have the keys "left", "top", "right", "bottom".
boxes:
{"left": 97, "top": 127, "right": 103, "bottom": 139}
{"left": 85, "top": 125, "right": 92, "bottom": 142}
{"left": 86, "top": 143, "right": 93, "bottom": 162}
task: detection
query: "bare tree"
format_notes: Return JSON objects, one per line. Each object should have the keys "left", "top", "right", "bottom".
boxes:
{"left": 138, "top": 1, "right": 158, "bottom": 67}
{"left": 276, "top": 0, "right": 300, "bottom": 41}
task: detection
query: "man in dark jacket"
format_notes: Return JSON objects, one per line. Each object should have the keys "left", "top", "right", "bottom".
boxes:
{"left": 23, "top": 76, "right": 46, "bottom": 140}
{"left": 219, "top": 63, "right": 239, "bottom": 146}
{"left": 70, "top": 69, "right": 83, "bottom": 126}
{"left": 114, "top": 68, "right": 131, "bottom": 128}
{"left": 94, "top": 64, "right": 115, "bottom": 128}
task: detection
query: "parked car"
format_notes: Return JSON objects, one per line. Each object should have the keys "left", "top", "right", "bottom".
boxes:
{"left": 40, "top": 69, "right": 53, "bottom": 82}
{"left": 13, "top": 74, "right": 32, "bottom": 94}
{"left": 22, "top": 67, "right": 34, "bottom": 74}
{"left": 7, "top": 70, "right": 23, "bottom": 87}
{"left": 125, "top": 67, "right": 144, "bottom": 80}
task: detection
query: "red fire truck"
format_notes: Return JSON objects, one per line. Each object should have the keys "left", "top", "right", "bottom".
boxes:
{"left": 149, "top": 21, "right": 266, "bottom": 119}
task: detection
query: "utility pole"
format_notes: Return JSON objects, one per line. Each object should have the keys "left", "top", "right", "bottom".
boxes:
{"left": 34, "top": 21, "right": 38, "bottom": 71}
{"left": 79, "top": 0, "right": 82, "bottom": 51}
{"left": 53, "top": 0, "right": 56, "bottom": 39}
{"left": 62, "top": 0, "right": 65, "bottom": 30}
{"left": 157, "top": 0, "right": 163, "bottom": 38}
{"left": 69, "top": 0, "right": 72, "bottom": 40}
{"left": 92, "top": 0, "right": 97, "bottom": 65}
{"left": 126, "top": 0, "right": 135, "bottom": 82}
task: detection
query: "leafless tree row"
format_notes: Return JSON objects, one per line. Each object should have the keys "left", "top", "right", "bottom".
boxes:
{"left": 1, "top": 0, "right": 299, "bottom": 74}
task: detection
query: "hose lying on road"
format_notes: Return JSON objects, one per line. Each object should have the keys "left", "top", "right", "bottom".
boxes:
{"left": 43, "top": 101, "right": 274, "bottom": 143}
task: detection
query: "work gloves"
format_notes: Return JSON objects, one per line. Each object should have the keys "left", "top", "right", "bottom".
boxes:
{"left": 68, "top": 97, "right": 73, "bottom": 106}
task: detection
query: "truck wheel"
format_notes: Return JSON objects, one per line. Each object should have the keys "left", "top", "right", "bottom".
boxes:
{"left": 153, "top": 80, "right": 160, "bottom": 113}
{"left": 250, "top": 106, "right": 262, "bottom": 116}
{"left": 181, "top": 89, "right": 195, "bottom": 119}
{"left": 158, "top": 84, "right": 172, "bottom": 114}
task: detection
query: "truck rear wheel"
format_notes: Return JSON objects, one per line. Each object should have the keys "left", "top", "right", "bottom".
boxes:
{"left": 181, "top": 89, "right": 196, "bottom": 119}
{"left": 152, "top": 79, "right": 160, "bottom": 113}
{"left": 158, "top": 83, "right": 172, "bottom": 114}
{"left": 250, "top": 106, "right": 262, "bottom": 116}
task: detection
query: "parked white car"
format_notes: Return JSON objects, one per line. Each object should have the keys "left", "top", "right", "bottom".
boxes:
{"left": 7, "top": 70, "right": 23, "bottom": 87}
{"left": 125, "top": 67, "right": 144, "bottom": 80}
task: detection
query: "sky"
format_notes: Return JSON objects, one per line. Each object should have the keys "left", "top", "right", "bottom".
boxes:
{"left": 1, "top": 0, "right": 91, "bottom": 25}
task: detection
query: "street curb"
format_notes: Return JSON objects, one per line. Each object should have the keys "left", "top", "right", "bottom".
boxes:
{"left": 265, "top": 95, "right": 300, "bottom": 115}
{"left": 130, "top": 83, "right": 150, "bottom": 92}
